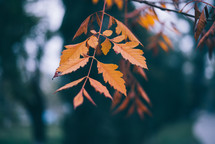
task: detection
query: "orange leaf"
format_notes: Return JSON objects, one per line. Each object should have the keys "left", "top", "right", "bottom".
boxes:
{"left": 113, "top": 42, "right": 148, "bottom": 69}
{"left": 111, "top": 91, "right": 122, "bottom": 109}
{"left": 195, "top": 7, "right": 206, "bottom": 41}
{"left": 83, "top": 89, "right": 96, "bottom": 106}
{"left": 162, "top": 34, "right": 173, "bottom": 48}
{"left": 73, "top": 14, "right": 92, "bottom": 40}
{"left": 114, "top": 0, "right": 123, "bottom": 10}
{"left": 114, "top": 97, "right": 130, "bottom": 113}
{"left": 108, "top": 17, "right": 114, "bottom": 29}
{"left": 74, "top": 90, "right": 84, "bottom": 109}
{"left": 111, "top": 35, "right": 125, "bottom": 43}
{"left": 114, "top": 17, "right": 143, "bottom": 46}
{"left": 56, "top": 77, "right": 85, "bottom": 93}
{"left": 60, "top": 40, "right": 88, "bottom": 65}
{"left": 89, "top": 78, "right": 112, "bottom": 99}
{"left": 92, "top": 0, "right": 99, "bottom": 4}
{"left": 88, "top": 35, "right": 98, "bottom": 49}
{"left": 102, "top": 30, "right": 113, "bottom": 37}
{"left": 137, "top": 83, "right": 150, "bottom": 104}
{"left": 127, "top": 103, "right": 135, "bottom": 117}
{"left": 101, "top": 38, "right": 112, "bottom": 55}
{"left": 158, "top": 40, "right": 168, "bottom": 52}
{"left": 90, "top": 30, "right": 97, "bottom": 34}
{"left": 106, "top": 0, "right": 113, "bottom": 8}
{"left": 57, "top": 57, "right": 89, "bottom": 76}
{"left": 134, "top": 66, "right": 148, "bottom": 81}
{"left": 97, "top": 62, "right": 127, "bottom": 95}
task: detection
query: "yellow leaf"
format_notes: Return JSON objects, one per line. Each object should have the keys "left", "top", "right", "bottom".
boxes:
{"left": 57, "top": 57, "right": 89, "bottom": 76}
{"left": 102, "top": 30, "right": 113, "bottom": 37}
{"left": 90, "top": 30, "right": 97, "bottom": 34}
{"left": 106, "top": 0, "right": 113, "bottom": 8}
{"left": 162, "top": 34, "right": 173, "bottom": 48}
{"left": 74, "top": 90, "right": 84, "bottom": 109}
{"left": 89, "top": 78, "right": 112, "bottom": 99}
{"left": 73, "top": 14, "right": 92, "bottom": 40}
{"left": 88, "top": 35, "right": 98, "bottom": 49}
{"left": 83, "top": 89, "right": 96, "bottom": 106}
{"left": 114, "top": 0, "right": 123, "bottom": 10}
{"left": 56, "top": 77, "right": 85, "bottom": 92}
{"left": 113, "top": 42, "right": 148, "bottom": 69}
{"left": 92, "top": 0, "right": 99, "bottom": 4}
{"left": 138, "top": 16, "right": 149, "bottom": 30}
{"left": 101, "top": 38, "right": 112, "bottom": 55}
{"left": 97, "top": 62, "right": 127, "bottom": 95}
{"left": 146, "top": 14, "right": 155, "bottom": 26}
{"left": 60, "top": 40, "right": 88, "bottom": 65}
{"left": 114, "top": 18, "right": 143, "bottom": 46}
{"left": 158, "top": 40, "right": 168, "bottom": 52}
{"left": 111, "top": 35, "right": 125, "bottom": 43}
{"left": 161, "top": 3, "right": 166, "bottom": 8}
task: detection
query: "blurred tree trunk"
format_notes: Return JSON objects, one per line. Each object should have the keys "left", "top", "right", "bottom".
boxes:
{"left": 0, "top": 0, "right": 46, "bottom": 143}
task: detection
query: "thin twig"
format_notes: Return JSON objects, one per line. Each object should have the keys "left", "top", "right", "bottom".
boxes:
{"left": 81, "top": 0, "right": 107, "bottom": 91}
{"left": 131, "top": 0, "right": 214, "bottom": 21}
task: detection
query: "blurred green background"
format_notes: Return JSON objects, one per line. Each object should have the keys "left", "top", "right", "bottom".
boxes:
{"left": 0, "top": 0, "right": 215, "bottom": 144}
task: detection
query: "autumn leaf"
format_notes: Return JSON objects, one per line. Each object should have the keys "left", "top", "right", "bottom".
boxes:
{"left": 111, "top": 35, "right": 125, "bottom": 43}
{"left": 60, "top": 40, "right": 88, "bottom": 65}
{"left": 92, "top": 0, "right": 99, "bottom": 4}
{"left": 57, "top": 57, "right": 89, "bottom": 76}
{"left": 134, "top": 66, "right": 148, "bottom": 81}
{"left": 113, "top": 42, "right": 148, "bottom": 69}
{"left": 195, "top": 7, "right": 207, "bottom": 41}
{"left": 108, "top": 17, "right": 114, "bottom": 28}
{"left": 114, "top": 0, "right": 123, "bottom": 10}
{"left": 114, "top": 96, "right": 130, "bottom": 113}
{"left": 90, "top": 30, "right": 97, "bottom": 34}
{"left": 194, "top": 3, "right": 201, "bottom": 30}
{"left": 73, "top": 14, "right": 92, "bottom": 40}
{"left": 74, "top": 90, "right": 84, "bottom": 109}
{"left": 97, "top": 61, "right": 127, "bottom": 95}
{"left": 102, "top": 30, "right": 113, "bottom": 37}
{"left": 197, "top": 21, "right": 215, "bottom": 48}
{"left": 137, "top": 83, "right": 150, "bottom": 104}
{"left": 158, "top": 40, "right": 168, "bottom": 52}
{"left": 55, "top": 77, "right": 86, "bottom": 93}
{"left": 111, "top": 91, "right": 122, "bottom": 109}
{"left": 83, "top": 89, "right": 96, "bottom": 105}
{"left": 101, "top": 38, "right": 112, "bottom": 55}
{"left": 162, "top": 34, "right": 173, "bottom": 48}
{"left": 89, "top": 78, "right": 112, "bottom": 99}
{"left": 88, "top": 35, "right": 99, "bottom": 49}
{"left": 106, "top": 0, "right": 113, "bottom": 8}
{"left": 113, "top": 16, "right": 143, "bottom": 45}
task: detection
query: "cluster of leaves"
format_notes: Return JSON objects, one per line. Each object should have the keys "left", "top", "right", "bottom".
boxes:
{"left": 126, "top": 2, "right": 179, "bottom": 53}
{"left": 193, "top": 3, "right": 215, "bottom": 58}
{"left": 54, "top": 0, "right": 215, "bottom": 118}
{"left": 54, "top": 6, "right": 149, "bottom": 115}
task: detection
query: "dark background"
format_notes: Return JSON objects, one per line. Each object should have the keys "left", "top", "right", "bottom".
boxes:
{"left": 0, "top": 0, "right": 215, "bottom": 144}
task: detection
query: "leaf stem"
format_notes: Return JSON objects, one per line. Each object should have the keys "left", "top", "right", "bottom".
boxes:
{"left": 81, "top": 0, "right": 107, "bottom": 91}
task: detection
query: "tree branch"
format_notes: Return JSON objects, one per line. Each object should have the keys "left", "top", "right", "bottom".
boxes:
{"left": 131, "top": 0, "right": 214, "bottom": 21}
